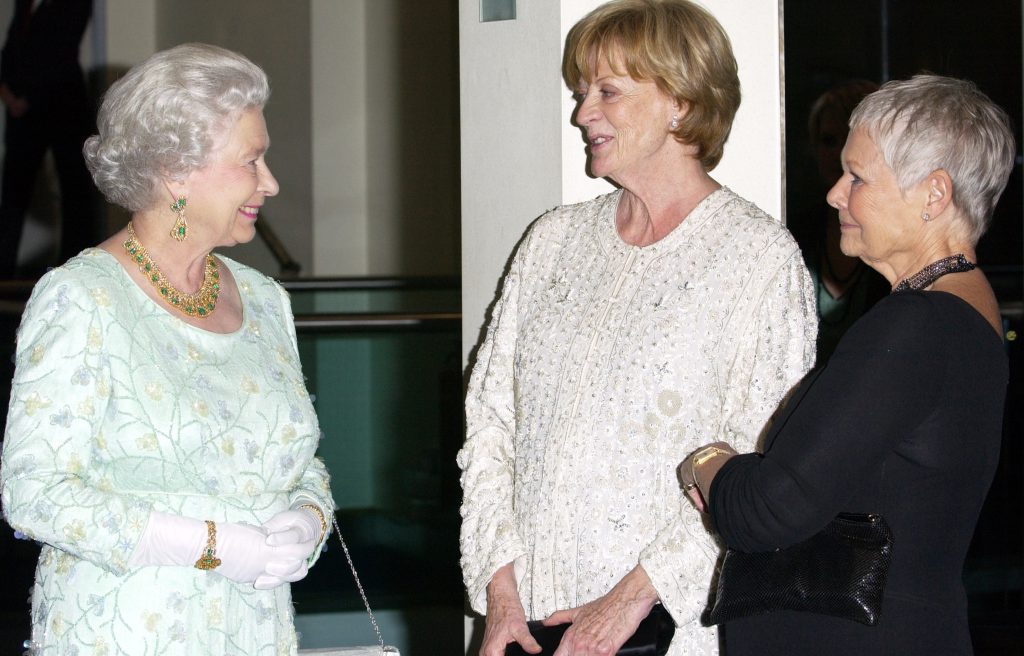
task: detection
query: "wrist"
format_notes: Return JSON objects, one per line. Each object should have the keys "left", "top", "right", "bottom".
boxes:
{"left": 486, "top": 562, "right": 519, "bottom": 598}
{"left": 689, "top": 442, "right": 736, "bottom": 497}
{"left": 194, "top": 520, "right": 222, "bottom": 570}
{"left": 297, "top": 503, "right": 327, "bottom": 544}
{"left": 624, "top": 565, "right": 660, "bottom": 606}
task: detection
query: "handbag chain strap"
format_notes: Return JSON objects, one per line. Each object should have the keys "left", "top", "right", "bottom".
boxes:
{"left": 331, "top": 515, "right": 386, "bottom": 653}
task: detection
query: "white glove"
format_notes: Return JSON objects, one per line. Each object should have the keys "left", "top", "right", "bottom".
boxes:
{"left": 252, "top": 507, "right": 324, "bottom": 589}
{"left": 129, "top": 510, "right": 205, "bottom": 567}
{"left": 264, "top": 507, "right": 324, "bottom": 547}
{"left": 129, "top": 511, "right": 313, "bottom": 586}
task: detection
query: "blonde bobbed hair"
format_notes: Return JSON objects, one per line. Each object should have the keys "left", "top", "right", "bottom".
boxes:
{"left": 562, "top": 0, "right": 741, "bottom": 171}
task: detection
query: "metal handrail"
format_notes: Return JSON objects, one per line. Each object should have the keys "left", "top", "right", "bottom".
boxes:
{"left": 281, "top": 276, "right": 459, "bottom": 291}
{"left": 254, "top": 217, "right": 302, "bottom": 276}
{"left": 293, "top": 311, "right": 460, "bottom": 333}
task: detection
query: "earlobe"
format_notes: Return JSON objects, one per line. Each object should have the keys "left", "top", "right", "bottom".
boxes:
{"left": 924, "top": 169, "right": 954, "bottom": 218}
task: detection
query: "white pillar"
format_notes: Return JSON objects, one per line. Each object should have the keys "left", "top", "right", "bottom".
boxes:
{"left": 312, "top": 0, "right": 370, "bottom": 276}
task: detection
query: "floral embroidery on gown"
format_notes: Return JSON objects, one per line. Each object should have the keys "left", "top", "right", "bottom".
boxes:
{"left": 1, "top": 249, "right": 333, "bottom": 655}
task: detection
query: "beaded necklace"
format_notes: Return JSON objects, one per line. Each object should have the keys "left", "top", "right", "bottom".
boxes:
{"left": 123, "top": 222, "right": 220, "bottom": 318}
{"left": 893, "top": 253, "right": 976, "bottom": 292}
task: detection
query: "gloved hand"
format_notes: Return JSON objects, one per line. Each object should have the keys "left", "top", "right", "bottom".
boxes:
{"left": 129, "top": 511, "right": 314, "bottom": 586}
{"left": 264, "top": 507, "right": 324, "bottom": 547}
{"left": 129, "top": 510, "right": 206, "bottom": 567}
{"left": 217, "top": 521, "right": 311, "bottom": 585}
{"left": 252, "top": 506, "right": 325, "bottom": 589}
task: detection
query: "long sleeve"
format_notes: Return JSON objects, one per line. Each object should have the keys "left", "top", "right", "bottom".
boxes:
{"left": 0, "top": 271, "right": 152, "bottom": 575}
{"left": 458, "top": 239, "right": 531, "bottom": 614}
{"left": 0, "top": 0, "right": 28, "bottom": 88}
{"left": 277, "top": 282, "right": 334, "bottom": 564}
{"left": 708, "top": 293, "right": 946, "bottom": 553}
{"left": 640, "top": 244, "right": 817, "bottom": 624}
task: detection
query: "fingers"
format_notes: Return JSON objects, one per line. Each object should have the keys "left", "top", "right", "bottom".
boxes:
{"left": 480, "top": 603, "right": 542, "bottom": 656}
{"left": 542, "top": 608, "right": 575, "bottom": 626}
{"left": 265, "top": 557, "right": 309, "bottom": 582}
{"left": 265, "top": 527, "right": 305, "bottom": 546}
{"left": 512, "top": 623, "right": 543, "bottom": 654}
{"left": 685, "top": 487, "right": 707, "bottom": 512}
{"left": 253, "top": 574, "right": 285, "bottom": 590}
{"left": 262, "top": 509, "right": 321, "bottom": 543}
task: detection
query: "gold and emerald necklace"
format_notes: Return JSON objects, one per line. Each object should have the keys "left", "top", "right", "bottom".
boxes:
{"left": 124, "top": 221, "right": 220, "bottom": 318}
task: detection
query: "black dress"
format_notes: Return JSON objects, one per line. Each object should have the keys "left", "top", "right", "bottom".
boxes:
{"left": 708, "top": 291, "right": 1008, "bottom": 655}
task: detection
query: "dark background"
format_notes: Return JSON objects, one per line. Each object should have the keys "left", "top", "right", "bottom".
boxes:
{"left": 784, "top": 1, "right": 1023, "bottom": 652}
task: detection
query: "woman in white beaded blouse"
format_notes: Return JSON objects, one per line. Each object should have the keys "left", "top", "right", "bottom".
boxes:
{"left": 0, "top": 44, "right": 332, "bottom": 654}
{"left": 458, "top": 1, "right": 817, "bottom": 655}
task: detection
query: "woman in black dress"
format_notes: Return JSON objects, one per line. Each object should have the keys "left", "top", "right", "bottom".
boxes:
{"left": 680, "top": 74, "right": 1015, "bottom": 655}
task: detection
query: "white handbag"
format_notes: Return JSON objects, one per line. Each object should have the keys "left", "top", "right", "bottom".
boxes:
{"left": 297, "top": 516, "right": 400, "bottom": 656}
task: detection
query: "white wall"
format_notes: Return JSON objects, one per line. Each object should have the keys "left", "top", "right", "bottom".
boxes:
{"left": 312, "top": 0, "right": 370, "bottom": 275}
{"left": 459, "top": 0, "right": 564, "bottom": 361}
{"left": 312, "top": 0, "right": 460, "bottom": 277}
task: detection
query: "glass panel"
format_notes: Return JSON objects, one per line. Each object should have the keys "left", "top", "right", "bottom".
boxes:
{"left": 287, "top": 280, "right": 460, "bottom": 315}
{"left": 480, "top": 0, "right": 516, "bottom": 23}
{"left": 287, "top": 283, "right": 464, "bottom": 635}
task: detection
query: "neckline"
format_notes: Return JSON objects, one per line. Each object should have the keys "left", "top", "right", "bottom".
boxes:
{"left": 88, "top": 247, "right": 248, "bottom": 337}
{"left": 893, "top": 253, "right": 976, "bottom": 292}
{"left": 899, "top": 289, "right": 1005, "bottom": 345}
{"left": 602, "top": 186, "right": 731, "bottom": 255}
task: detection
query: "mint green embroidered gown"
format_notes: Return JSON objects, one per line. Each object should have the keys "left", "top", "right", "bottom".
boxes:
{"left": 0, "top": 249, "right": 334, "bottom": 655}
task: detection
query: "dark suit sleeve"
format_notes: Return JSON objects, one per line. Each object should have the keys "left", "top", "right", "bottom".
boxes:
{"left": 708, "top": 293, "right": 945, "bottom": 552}
{"left": 0, "top": 0, "right": 29, "bottom": 88}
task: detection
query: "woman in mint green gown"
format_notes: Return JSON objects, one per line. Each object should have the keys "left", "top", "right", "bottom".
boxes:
{"left": 0, "top": 44, "right": 334, "bottom": 655}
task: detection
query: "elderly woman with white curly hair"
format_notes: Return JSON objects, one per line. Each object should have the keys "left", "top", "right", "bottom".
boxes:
{"left": 681, "top": 74, "right": 1015, "bottom": 655}
{"left": 0, "top": 43, "right": 333, "bottom": 655}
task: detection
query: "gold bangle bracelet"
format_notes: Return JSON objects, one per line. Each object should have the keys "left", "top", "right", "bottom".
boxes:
{"left": 194, "top": 520, "right": 222, "bottom": 570}
{"left": 299, "top": 504, "right": 327, "bottom": 544}
{"left": 689, "top": 445, "right": 732, "bottom": 491}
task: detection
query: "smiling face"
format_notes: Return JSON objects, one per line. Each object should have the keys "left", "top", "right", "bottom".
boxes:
{"left": 826, "top": 126, "right": 928, "bottom": 273}
{"left": 180, "top": 107, "right": 279, "bottom": 248}
{"left": 572, "top": 54, "right": 679, "bottom": 185}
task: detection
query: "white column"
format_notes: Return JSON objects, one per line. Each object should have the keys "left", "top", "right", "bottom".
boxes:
{"left": 459, "top": 0, "right": 564, "bottom": 361}
{"left": 312, "top": 0, "right": 370, "bottom": 276}
{"left": 103, "top": 0, "right": 157, "bottom": 70}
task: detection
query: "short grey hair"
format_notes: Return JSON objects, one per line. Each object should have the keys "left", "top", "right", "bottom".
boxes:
{"left": 84, "top": 43, "right": 270, "bottom": 212}
{"left": 849, "top": 74, "right": 1015, "bottom": 245}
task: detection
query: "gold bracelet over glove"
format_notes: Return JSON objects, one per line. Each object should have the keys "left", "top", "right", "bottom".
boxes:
{"left": 299, "top": 503, "right": 328, "bottom": 545}
{"left": 194, "top": 520, "right": 222, "bottom": 570}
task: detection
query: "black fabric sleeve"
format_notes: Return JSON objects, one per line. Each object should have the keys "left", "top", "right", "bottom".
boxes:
{"left": 0, "top": 1, "right": 28, "bottom": 88}
{"left": 708, "top": 292, "right": 946, "bottom": 552}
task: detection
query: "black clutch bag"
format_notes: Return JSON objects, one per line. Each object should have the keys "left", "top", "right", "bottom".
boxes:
{"left": 505, "top": 603, "right": 675, "bottom": 656}
{"left": 707, "top": 512, "right": 894, "bottom": 626}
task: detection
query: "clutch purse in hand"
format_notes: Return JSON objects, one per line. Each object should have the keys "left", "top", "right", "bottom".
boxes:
{"left": 505, "top": 603, "right": 674, "bottom": 656}
{"left": 707, "top": 512, "right": 894, "bottom": 626}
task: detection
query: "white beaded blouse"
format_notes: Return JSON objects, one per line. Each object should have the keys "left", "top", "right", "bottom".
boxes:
{"left": 458, "top": 187, "right": 818, "bottom": 654}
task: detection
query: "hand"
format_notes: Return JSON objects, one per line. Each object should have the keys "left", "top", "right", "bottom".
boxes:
{"left": 0, "top": 84, "right": 28, "bottom": 118}
{"left": 128, "top": 511, "right": 315, "bottom": 587}
{"left": 543, "top": 566, "right": 659, "bottom": 656}
{"left": 263, "top": 507, "right": 324, "bottom": 547}
{"left": 215, "top": 521, "right": 313, "bottom": 586}
{"left": 481, "top": 563, "right": 542, "bottom": 656}
{"left": 252, "top": 508, "right": 323, "bottom": 589}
